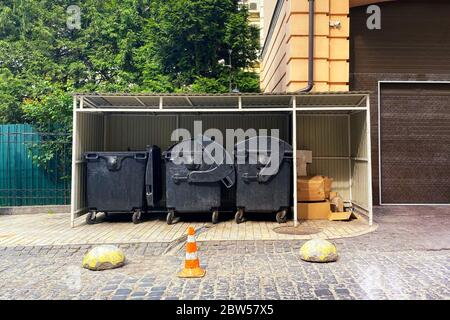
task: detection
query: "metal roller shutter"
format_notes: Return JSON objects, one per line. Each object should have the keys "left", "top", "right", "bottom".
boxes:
{"left": 379, "top": 82, "right": 450, "bottom": 204}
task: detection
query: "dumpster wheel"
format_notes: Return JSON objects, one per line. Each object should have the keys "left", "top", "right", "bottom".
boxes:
{"left": 212, "top": 210, "right": 219, "bottom": 224}
{"left": 276, "top": 210, "right": 288, "bottom": 224}
{"left": 132, "top": 209, "right": 142, "bottom": 224}
{"left": 166, "top": 210, "right": 180, "bottom": 225}
{"left": 86, "top": 211, "right": 97, "bottom": 225}
{"left": 235, "top": 209, "right": 245, "bottom": 224}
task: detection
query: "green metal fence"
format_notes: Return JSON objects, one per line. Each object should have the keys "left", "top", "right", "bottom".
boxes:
{"left": 0, "top": 124, "right": 71, "bottom": 207}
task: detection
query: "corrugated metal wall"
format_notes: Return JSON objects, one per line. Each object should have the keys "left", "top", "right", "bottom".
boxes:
{"left": 296, "top": 115, "right": 351, "bottom": 199}
{"left": 350, "top": 111, "right": 367, "bottom": 159}
{"left": 73, "top": 113, "right": 104, "bottom": 213}
{"left": 179, "top": 114, "right": 289, "bottom": 143}
{"left": 351, "top": 161, "right": 369, "bottom": 209}
{"left": 74, "top": 110, "right": 370, "bottom": 214}
{"left": 350, "top": 111, "right": 369, "bottom": 209}
{"left": 105, "top": 113, "right": 290, "bottom": 151}
{"left": 296, "top": 115, "right": 349, "bottom": 156}
{"left": 105, "top": 114, "right": 177, "bottom": 151}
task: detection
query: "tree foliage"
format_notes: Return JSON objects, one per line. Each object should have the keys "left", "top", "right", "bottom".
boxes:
{"left": 0, "top": 0, "right": 260, "bottom": 120}
{"left": 147, "top": 0, "right": 259, "bottom": 87}
{"left": 0, "top": 0, "right": 260, "bottom": 167}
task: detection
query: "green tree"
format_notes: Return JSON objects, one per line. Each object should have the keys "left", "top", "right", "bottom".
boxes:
{"left": 0, "top": 69, "right": 26, "bottom": 123}
{"left": 147, "top": 0, "right": 259, "bottom": 89}
{"left": 0, "top": 0, "right": 260, "bottom": 126}
{"left": 0, "top": 0, "right": 260, "bottom": 174}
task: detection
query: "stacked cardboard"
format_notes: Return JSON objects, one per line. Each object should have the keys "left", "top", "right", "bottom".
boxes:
{"left": 297, "top": 176, "right": 326, "bottom": 202}
{"left": 295, "top": 150, "right": 353, "bottom": 221}
{"left": 298, "top": 201, "right": 331, "bottom": 220}
{"left": 297, "top": 175, "right": 333, "bottom": 201}
{"left": 297, "top": 176, "right": 333, "bottom": 220}
{"left": 297, "top": 177, "right": 353, "bottom": 221}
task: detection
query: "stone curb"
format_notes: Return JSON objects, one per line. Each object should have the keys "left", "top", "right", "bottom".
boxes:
{"left": 0, "top": 205, "right": 70, "bottom": 215}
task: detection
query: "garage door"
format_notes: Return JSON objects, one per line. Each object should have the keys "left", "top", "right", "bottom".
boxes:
{"left": 380, "top": 82, "right": 450, "bottom": 204}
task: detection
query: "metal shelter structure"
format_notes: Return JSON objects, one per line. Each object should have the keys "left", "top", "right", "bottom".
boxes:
{"left": 71, "top": 92, "right": 372, "bottom": 227}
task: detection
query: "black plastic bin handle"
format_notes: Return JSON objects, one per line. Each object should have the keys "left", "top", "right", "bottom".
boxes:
{"left": 172, "top": 174, "right": 189, "bottom": 184}
{"left": 134, "top": 153, "right": 148, "bottom": 160}
{"left": 85, "top": 153, "right": 99, "bottom": 160}
{"left": 222, "top": 175, "right": 235, "bottom": 189}
{"left": 241, "top": 172, "right": 272, "bottom": 184}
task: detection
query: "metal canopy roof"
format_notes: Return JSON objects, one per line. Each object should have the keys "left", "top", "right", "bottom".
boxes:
{"left": 74, "top": 92, "right": 370, "bottom": 111}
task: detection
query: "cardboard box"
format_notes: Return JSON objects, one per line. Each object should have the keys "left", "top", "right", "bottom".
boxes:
{"left": 323, "top": 176, "right": 333, "bottom": 199}
{"left": 297, "top": 150, "right": 312, "bottom": 163}
{"left": 330, "top": 195, "right": 344, "bottom": 212}
{"left": 328, "top": 211, "right": 354, "bottom": 221}
{"left": 297, "top": 175, "right": 333, "bottom": 201}
{"left": 298, "top": 176, "right": 331, "bottom": 201}
{"left": 296, "top": 150, "right": 312, "bottom": 176}
{"left": 298, "top": 200, "right": 331, "bottom": 220}
{"left": 329, "top": 191, "right": 338, "bottom": 199}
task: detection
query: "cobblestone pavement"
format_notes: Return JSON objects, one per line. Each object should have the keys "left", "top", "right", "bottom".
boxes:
{"left": 0, "top": 206, "right": 448, "bottom": 300}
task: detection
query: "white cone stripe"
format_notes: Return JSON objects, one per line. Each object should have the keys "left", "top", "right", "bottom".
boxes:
{"left": 187, "top": 235, "right": 196, "bottom": 243}
{"left": 186, "top": 252, "right": 198, "bottom": 260}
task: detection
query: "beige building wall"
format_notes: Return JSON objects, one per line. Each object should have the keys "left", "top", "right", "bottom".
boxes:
{"left": 261, "top": 0, "right": 350, "bottom": 93}
{"left": 263, "top": 0, "right": 277, "bottom": 39}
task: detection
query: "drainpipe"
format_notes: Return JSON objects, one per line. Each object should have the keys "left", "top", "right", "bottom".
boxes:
{"left": 296, "top": 0, "right": 315, "bottom": 93}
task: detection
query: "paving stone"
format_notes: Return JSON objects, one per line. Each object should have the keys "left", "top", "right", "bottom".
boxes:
{"left": 131, "top": 292, "right": 147, "bottom": 297}
{"left": 114, "top": 289, "right": 131, "bottom": 296}
{"left": 0, "top": 209, "right": 449, "bottom": 300}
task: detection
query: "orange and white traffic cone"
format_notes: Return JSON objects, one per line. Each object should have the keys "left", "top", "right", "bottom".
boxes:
{"left": 178, "top": 226, "right": 206, "bottom": 278}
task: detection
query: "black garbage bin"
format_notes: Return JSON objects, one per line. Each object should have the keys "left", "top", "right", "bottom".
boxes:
{"left": 84, "top": 146, "right": 162, "bottom": 224}
{"left": 164, "top": 136, "right": 235, "bottom": 225}
{"left": 234, "top": 136, "right": 292, "bottom": 224}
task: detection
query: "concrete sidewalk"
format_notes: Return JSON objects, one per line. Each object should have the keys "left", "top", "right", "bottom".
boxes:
{"left": 0, "top": 211, "right": 376, "bottom": 247}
